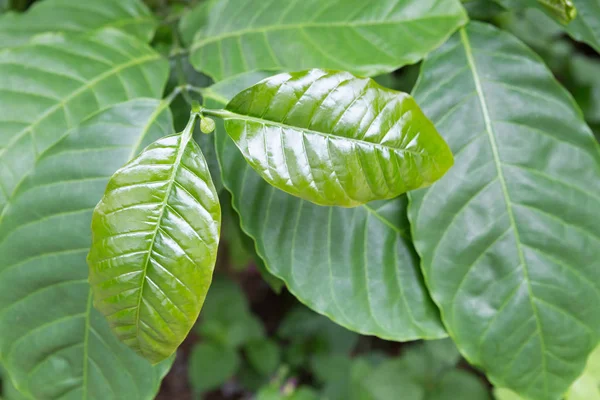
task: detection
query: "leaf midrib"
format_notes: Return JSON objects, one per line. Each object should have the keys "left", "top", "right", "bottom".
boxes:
{"left": 191, "top": 14, "right": 462, "bottom": 50}
{"left": 460, "top": 27, "right": 548, "bottom": 395}
{"left": 210, "top": 108, "right": 425, "bottom": 156}
{"left": 133, "top": 132, "right": 191, "bottom": 358}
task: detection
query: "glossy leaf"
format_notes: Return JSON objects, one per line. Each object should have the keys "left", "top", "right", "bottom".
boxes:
{"left": 409, "top": 22, "right": 600, "bottom": 400}
{"left": 187, "top": 0, "right": 468, "bottom": 81}
{"left": 0, "top": 0, "right": 156, "bottom": 48}
{"left": 213, "top": 72, "right": 446, "bottom": 341}
{"left": 0, "top": 28, "right": 168, "bottom": 222}
{"left": 88, "top": 115, "right": 221, "bottom": 364}
{"left": 0, "top": 99, "right": 174, "bottom": 399}
{"left": 213, "top": 69, "right": 454, "bottom": 207}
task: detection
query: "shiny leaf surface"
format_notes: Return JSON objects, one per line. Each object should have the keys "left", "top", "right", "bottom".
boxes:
{"left": 213, "top": 72, "right": 447, "bottom": 341}
{"left": 0, "top": 28, "right": 168, "bottom": 221}
{"left": 88, "top": 115, "right": 221, "bottom": 364}
{"left": 409, "top": 22, "right": 600, "bottom": 400}
{"left": 214, "top": 69, "right": 454, "bottom": 207}
{"left": 0, "top": 99, "right": 174, "bottom": 399}
{"left": 0, "top": 0, "right": 156, "bottom": 48}
{"left": 187, "top": 0, "right": 467, "bottom": 81}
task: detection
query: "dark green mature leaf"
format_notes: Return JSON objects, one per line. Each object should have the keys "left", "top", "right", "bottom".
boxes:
{"left": 0, "top": 99, "right": 174, "bottom": 399}
{"left": 0, "top": 28, "right": 168, "bottom": 223}
{"left": 213, "top": 69, "right": 453, "bottom": 207}
{"left": 409, "top": 22, "right": 600, "bottom": 400}
{"left": 187, "top": 0, "right": 468, "bottom": 81}
{"left": 88, "top": 114, "right": 221, "bottom": 364}
{"left": 212, "top": 72, "right": 446, "bottom": 342}
{"left": 565, "top": 0, "right": 600, "bottom": 52}
{"left": 0, "top": 0, "right": 156, "bottom": 47}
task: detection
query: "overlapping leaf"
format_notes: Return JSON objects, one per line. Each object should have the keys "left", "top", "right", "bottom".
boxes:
{"left": 0, "top": 0, "right": 156, "bottom": 48}
{"left": 0, "top": 99, "right": 174, "bottom": 399}
{"left": 213, "top": 72, "right": 446, "bottom": 341}
{"left": 408, "top": 22, "right": 600, "bottom": 400}
{"left": 566, "top": 0, "right": 600, "bottom": 52}
{"left": 0, "top": 28, "right": 168, "bottom": 222}
{"left": 187, "top": 0, "right": 468, "bottom": 81}
{"left": 215, "top": 69, "right": 453, "bottom": 207}
{"left": 88, "top": 117, "right": 221, "bottom": 364}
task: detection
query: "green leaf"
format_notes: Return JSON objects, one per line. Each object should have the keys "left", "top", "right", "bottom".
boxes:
{"left": 188, "top": 342, "right": 240, "bottom": 394}
{"left": 568, "top": 346, "right": 600, "bottom": 400}
{"left": 212, "top": 69, "right": 454, "bottom": 207}
{"left": 493, "top": 0, "right": 577, "bottom": 24}
{"left": 87, "top": 113, "right": 221, "bottom": 364}
{"left": 196, "top": 276, "right": 265, "bottom": 347}
{"left": 429, "top": 369, "right": 490, "bottom": 400}
{"left": 278, "top": 306, "right": 358, "bottom": 356}
{"left": 187, "top": 0, "right": 468, "bottom": 81}
{"left": 0, "top": 0, "right": 156, "bottom": 48}
{"left": 245, "top": 338, "right": 281, "bottom": 376}
{"left": 408, "top": 22, "right": 600, "bottom": 400}
{"left": 211, "top": 72, "right": 446, "bottom": 341}
{"left": 0, "top": 99, "right": 174, "bottom": 399}
{"left": 563, "top": 0, "right": 600, "bottom": 52}
{"left": 0, "top": 28, "right": 168, "bottom": 223}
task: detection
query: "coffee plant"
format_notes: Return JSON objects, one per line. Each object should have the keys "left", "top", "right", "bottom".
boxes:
{"left": 0, "top": 0, "right": 599, "bottom": 399}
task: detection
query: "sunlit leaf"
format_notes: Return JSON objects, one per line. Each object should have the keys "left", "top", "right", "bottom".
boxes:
{"left": 213, "top": 69, "right": 453, "bottom": 207}
{"left": 212, "top": 72, "right": 446, "bottom": 341}
{"left": 88, "top": 115, "right": 221, "bottom": 364}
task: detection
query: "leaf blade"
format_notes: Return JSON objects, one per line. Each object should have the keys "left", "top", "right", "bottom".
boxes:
{"left": 187, "top": 0, "right": 468, "bottom": 81}
{"left": 0, "top": 0, "right": 156, "bottom": 48}
{"left": 218, "top": 69, "right": 453, "bottom": 207}
{"left": 0, "top": 99, "right": 174, "bottom": 399}
{"left": 88, "top": 118, "right": 221, "bottom": 364}
{"left": 408, "top": 22, "right": 600, "bottom": 400}
{"left": 0, "top": 28, "right": 168, "bottom": 225}
{"left": 212, "top": 72, "right": 447, "bottom": 341}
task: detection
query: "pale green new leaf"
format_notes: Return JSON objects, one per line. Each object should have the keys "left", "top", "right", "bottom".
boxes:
{"left": 0, "top": 28, "right": 168, "bottom": 222}
{"left": 0, "top": 0, "right": 156, "bottom": 48}
{"left": 187, "top": 0, "right": 468, "bottom": 81}
{"left": 88, "top": 116, "right": 221, "bottom": 364}
{"left": 213, "top": 72, "right": 446, "bottom": 341}
{"left": 409, "top": 22, "right": 600, "bottom": 400}
{"left": 214, "top": 69, "right": 453, "bottom": 207}
{"left": 0, "top": 99, "right": 174, "bottom": 399}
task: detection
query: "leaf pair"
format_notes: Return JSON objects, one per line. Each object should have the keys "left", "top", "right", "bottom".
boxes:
{"left": 88, "top": 69, "right": 454, "bottom": 363}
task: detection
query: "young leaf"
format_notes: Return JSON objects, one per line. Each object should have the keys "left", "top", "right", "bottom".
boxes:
{"left": 187, "top": 0, "right": 468, "bottom": 81}
{"left": 0, "top": 99, "right": 174, "bottom": 399}
{"left": 0, "top": 0, "right": 156, "bottom": 48}
{"left": 211, "top": 69, "right": 454, "bottom": 207}
{"left": 408, "top": 22, "right": 600, "bottom": 400}
{"left": 88, "top": 114, "right": 221, "bottom": 364}
{"left": 212, "top": 72, "right": 447, "bottom": 342}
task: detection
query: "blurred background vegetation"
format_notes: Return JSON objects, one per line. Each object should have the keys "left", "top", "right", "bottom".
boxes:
{"left": 1, "top": 0, "right": 599, "bottom": 399}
